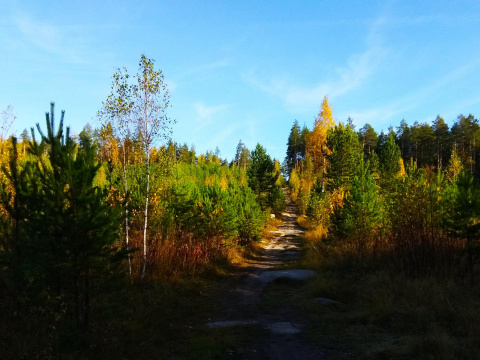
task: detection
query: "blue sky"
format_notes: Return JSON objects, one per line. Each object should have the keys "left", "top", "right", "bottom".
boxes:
{"left": 2, "top": 0, "right": 480, "bottom": 162}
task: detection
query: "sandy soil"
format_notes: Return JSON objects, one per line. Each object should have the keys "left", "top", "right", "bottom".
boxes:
{"left": 204, "top": 194, "right": 328, "bottom": 359}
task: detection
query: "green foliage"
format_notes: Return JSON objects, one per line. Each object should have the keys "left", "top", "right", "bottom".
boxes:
{"left": 285, "top": 120, "right": 304, "bottom": 174}
{"left": 288, "top": 168, "right": 300, "bottom": 202}
{"left": 234, "top": 140, "right": 250, "bottom": 170}
{"left": 358, "top": 123, "right": 378, "bottom": 156}
{"left": 446, "top": 171, "right": 480, "bottom": 282}
{"left": 326, "top": 123, "right": 362, "bottom": 191}
{"left": 161, "top": 163, "right": 264, "bottom": 246}
{"left": 248, "top": 144, "right": 276, "bottom": 197}
{"left": 306, "top": 191, "right": 331, "bottom": 227}
{"left": 269, "top": 185, "right": 286, "bottom": 214}
{"left": 0, "top": 103, "right": 123, "bottom": 340}
{"left": 447, "top": 171, "right": 480, "bottom": 241}
{"left": 247, "top": 143, "right": 285, "bottom": 212}
{"left": 379, "top": 131, "right": 401, "bottom": 188}
{"left": 330, "top": 158, "right": 382, "bottom": 253}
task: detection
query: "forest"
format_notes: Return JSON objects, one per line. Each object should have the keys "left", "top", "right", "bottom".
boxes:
{"left": 286, "top": 95, "right": 480, "bottom": 280}
{"left": 0, "top": 56, "right": 287, "bottom": 359}
{"left": 2, "top": 56, "right": 480, "bottom": 359}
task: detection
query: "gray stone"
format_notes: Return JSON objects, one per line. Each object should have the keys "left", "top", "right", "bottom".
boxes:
{"left": 206, "top": 320, "right": 258, "bottom": 329}
{"left": 315, "top": 297, "right": 340, "bottom": 305}
{"left": 266, "top": 322, "right": 302, "bottom": 334}
{"left": 258, "top": 269, "right": 315, "bottom": 284}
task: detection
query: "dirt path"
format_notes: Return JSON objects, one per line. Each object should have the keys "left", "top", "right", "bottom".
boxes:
{"left": 203, "top": 194, "right": 328, "bottom": 359}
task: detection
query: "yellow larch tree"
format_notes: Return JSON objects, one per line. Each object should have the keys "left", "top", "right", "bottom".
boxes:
{"left": 306, "top": 96, "right": 335, "bottom": 188}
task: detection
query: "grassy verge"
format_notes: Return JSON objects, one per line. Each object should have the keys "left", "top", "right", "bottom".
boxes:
{"left": 292, "top": 236, "right": 480, "bottom": 360}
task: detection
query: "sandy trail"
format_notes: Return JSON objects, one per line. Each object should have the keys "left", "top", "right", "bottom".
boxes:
{"left": 205, "top": 193, "right": 327, "bottom": 359}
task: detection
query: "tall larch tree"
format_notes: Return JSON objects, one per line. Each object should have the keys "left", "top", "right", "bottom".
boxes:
{"left": 306, "top": 96, "right": 335, "bottom": 191}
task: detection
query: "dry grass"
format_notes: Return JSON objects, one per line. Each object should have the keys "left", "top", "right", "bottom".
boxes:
{"left": 262, "top": 216, "right": 282, "bottom": 239}
{"left": 298, "top": 234, "right": 480, "bottom": 360}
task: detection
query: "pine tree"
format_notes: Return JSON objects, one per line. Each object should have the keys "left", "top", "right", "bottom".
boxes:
{"left": 358, "top": 123, "right": 378, "bottom": 156}
{"left": 2, "top": 103, "right": 123, "bottom": 330}
{"left": 285, "top": 120, "right": 302, "bottom": 173}
{"left": 247, "top": 144, "right": 279, "bottom": 210}
{"left": 379, "top": 130, "right": 402, "bottom": 188}
{"left": 330, "top": 157, "right": 382, "bottom": 255}
{"left": 433, "top": 115, "right": 450, "bottom": 170}
{"left": 447, "top": 171, "right": 480, "bottom": 283}
{"left": 326, "top": 123, "right": 362, "bottom": 192}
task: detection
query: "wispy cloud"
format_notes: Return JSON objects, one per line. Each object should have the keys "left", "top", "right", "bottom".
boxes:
{"left": 342, "top": 59, "right": 480, "bottom": 126}
{"left": 205, "top": 122, "right": 242, "bottom": 151}
{"left": 11, "top": 12, "right": 98, "bottom": 65}
{"left": 13, "top": 13, "right": 60, "bottom": 53}
{"left": 246, "top": 15, "right": 388, "bottom": 112}
{"left": 193, "top": 102, "right": 230, "bottom": 130}
{"left": 178, "top": 59, "right": 231, "bottom": 79}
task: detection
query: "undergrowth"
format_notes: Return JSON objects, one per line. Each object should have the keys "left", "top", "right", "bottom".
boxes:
{"left": 299, "top": 236, "right": 480, "bottom": 360}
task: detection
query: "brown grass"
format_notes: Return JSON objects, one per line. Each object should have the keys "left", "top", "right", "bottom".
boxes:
{"left": 299, "top": 231, "right": 480, "bottom": 360}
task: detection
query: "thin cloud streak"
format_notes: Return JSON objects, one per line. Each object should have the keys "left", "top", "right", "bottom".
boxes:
{"left": 193, "top": 102, "right": 230, "bottom": 131}
{"left": 13, "top": 14, "right": 60, "bottom": 53}
{"left": 177, "top": 59, "right": 231, "bottom": 79}
{"left": 343, "top": 59, "right": 480, "bottom": 126}
{"left": 246, "top": 14, "right": 388, "bottom": 111}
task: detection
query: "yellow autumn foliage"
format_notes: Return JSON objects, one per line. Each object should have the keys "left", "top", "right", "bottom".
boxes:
{"left": 306, "top": 96, "right": 335, "bottom": 172}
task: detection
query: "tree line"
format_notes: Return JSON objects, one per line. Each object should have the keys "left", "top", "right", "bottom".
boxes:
{"left": 287, "top": 96, "right": 480, "bottom": 281}
{"left": 0, "top": 55, "right": 286, "bottom": 358}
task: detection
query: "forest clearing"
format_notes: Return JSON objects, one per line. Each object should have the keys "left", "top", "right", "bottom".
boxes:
{"left": 2, "top": 86, "right": 480, "bottom": 358}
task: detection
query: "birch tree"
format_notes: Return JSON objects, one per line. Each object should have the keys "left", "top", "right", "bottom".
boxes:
{"left": 133, "top": 54, "right": 171, "bottom": 279}
{"left": 98, "top": 67, "right": 134, "bottom": 279}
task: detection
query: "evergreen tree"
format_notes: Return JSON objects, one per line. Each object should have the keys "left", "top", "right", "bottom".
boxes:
{"left": 358, "top": 123, "right": 378, "bottom": 156}
{"left": 1, "top": 103, "right": 123, "bottom": 330}
{"left": 379, "top": 130, "right": 402, "bottom": 188}
{"left": 247, "top": 144, "right": 280, "bottom": 211}
{"left": 410, "top": 121, "right": 436, "bottom": 168}
{"left": 433, "top": 115, "right": 450, "bottom": 170}
{"left": 300, "top": 125, "right": 310, "bottom": 160}
{"left": 447, "top": 171, "right": 480, "bottom": 283}
{"left": 330, "top": 158, "right": 382, "bottom": 255}
{"left": 451, "top": 114, "right": 480, "bottom": 176}
{"left": 285, "top": 120, "right": 302, "bottom": 173}
{"left": 325, "top": 123, "right": 362, "bottom": 192}
{"left": 234, "top": 140, "right": 250, "bottom": 170}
